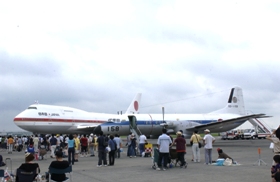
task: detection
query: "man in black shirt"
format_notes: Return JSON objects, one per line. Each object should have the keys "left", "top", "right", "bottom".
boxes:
{"left": 97, "top": 131, "right": 107, "bottom": 167}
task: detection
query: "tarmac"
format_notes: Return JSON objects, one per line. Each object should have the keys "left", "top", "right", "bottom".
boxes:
{"left": 0, "top": 137, "right": 274, "bottom": 182}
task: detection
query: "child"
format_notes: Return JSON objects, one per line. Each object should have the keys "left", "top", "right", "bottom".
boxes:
{"left": 271, "top": 155, "right": 280, "bottom": 182}
{"left": 27, "top": 144, "right": 35, "bottom": 154}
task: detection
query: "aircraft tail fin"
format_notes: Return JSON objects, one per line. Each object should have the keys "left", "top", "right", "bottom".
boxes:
{"left": 125, "top": 93, "right": 141, "bottom": 114}
{"left": 210, "top": 86, "right": 246, "bottom": 115}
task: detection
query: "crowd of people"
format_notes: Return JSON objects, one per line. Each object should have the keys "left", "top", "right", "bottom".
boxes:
{"left": 0, "top": 132, "right": 124, "bottom": 181}
{"left": 155, "top": 128, "right": 216, "bottom": 171}
{"left": 1, "top": 127, "right": 280, "bottom": 181}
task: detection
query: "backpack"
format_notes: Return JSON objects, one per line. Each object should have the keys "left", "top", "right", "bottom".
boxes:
{"left": 29, "top": 137, "right": 34, "bottom": 145}
{"left": 103, "top": 137, "right": 108, "bottom": 147}
{"left": 60, "top": 137, "right": 66, "bottom": 148}
{"left": 42, "top": 137, "right": 47, "bottom": 145}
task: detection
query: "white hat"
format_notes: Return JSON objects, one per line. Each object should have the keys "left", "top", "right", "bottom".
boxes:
{"left": 204, "top": 129, "right": 210, "bottom": 133}
{"left": 90, "top": 133, "right": 93, "bottom": 136}
{"left": 176, "top": 131, "right": 182, "bottom": 135}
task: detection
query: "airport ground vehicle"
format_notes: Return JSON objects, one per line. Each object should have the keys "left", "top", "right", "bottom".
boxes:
{"left": 220, "top": 130, "right": 243, "bottom": 140}
{"left": 240, "top": 128, "right": 269, "bottom": 139}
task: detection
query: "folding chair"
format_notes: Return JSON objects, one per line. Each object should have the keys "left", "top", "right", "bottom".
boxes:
{"left": 49, "top": 165, "right": 72, "bottom": 182}
{"left": 16, "top": 168, "right": 38, "bottom": 182}
{"left": 0, "top": 169, "right": 4, "bottom": 182}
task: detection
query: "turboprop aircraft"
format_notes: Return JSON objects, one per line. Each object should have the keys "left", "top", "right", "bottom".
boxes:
{"left": 94, "top": 87, "right": 270, "bottom": 138}
{"left": 13, "top": 93, "right": 141, "bottom": 134}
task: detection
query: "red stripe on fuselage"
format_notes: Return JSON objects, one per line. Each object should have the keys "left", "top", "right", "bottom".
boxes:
{"left": 14, "top": 118, "right": 106, "bottom": 123}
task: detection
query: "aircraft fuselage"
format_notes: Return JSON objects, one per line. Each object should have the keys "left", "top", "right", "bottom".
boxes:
{"left": 14, "top": 104, "right": 126, "bottom": 134}
{"left": 96, "top": 113, "right": 245, "bottom": 138}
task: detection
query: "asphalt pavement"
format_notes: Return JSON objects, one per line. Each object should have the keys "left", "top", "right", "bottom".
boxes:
{"left": 0, "top": 137, "right": 273, "bottom": 182}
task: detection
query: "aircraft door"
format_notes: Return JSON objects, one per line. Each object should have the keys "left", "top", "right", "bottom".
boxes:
{"left": 128, "top": 115, "right": 137, "bottom": 130}
{"left": 48, "top": 113, "right": 52, "bottom": 125}
{"left": 72, "top": 116, "right": 75, "bottom": 126}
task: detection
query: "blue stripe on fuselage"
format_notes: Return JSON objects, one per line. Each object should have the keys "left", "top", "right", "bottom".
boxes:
{"left": 100, "top": 120, "right": 217, "bottom": 126}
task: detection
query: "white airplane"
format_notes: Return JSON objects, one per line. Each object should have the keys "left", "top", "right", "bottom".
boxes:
{"left": 13, "top": 93, "right": 142, "bottom": 134}
{"left": 94, "top": 86, "right": 270, "bottom": 138}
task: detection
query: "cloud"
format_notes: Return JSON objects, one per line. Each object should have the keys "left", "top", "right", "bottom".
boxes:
{"left": 0, "top": 0, "right": 279, "bottom": 131}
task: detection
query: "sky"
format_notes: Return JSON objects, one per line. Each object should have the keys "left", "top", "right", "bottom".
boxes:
{"left": 0, "top": 0, "right": 279, "bottom": 132}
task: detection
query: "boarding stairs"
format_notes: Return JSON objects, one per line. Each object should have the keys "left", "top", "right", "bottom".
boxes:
{"left": 128, "top": 115, "right": 142, "bottom": 155}
{"left": 248, "top": 117, "right": 271, "bottom": 135}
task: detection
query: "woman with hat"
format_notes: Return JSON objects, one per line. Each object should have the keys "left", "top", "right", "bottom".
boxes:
{"left": 16, "top": 153, "right": 40, "bottom": 181}
{"left": 172, "top": 131, "right": 187, "bottom": 168}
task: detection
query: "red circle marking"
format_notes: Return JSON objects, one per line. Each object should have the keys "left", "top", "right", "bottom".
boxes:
{"left": 218, "top": 118, "right": 223, "bottom": 122}
{"left": 134, "top": 101, "right": 139, "bottom": 111}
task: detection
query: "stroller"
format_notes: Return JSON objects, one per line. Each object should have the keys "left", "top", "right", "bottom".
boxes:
{"left": 169, "top": 148, "right": 179, "bottom": 167}
{"left": 152, "top": 147, "right": 176, "bottom": 169}
{"left": 151, "top": 147, "right": 159, "bottom": 169}
{"left": 169, "top": 148, "right": 187, "bottom": 168}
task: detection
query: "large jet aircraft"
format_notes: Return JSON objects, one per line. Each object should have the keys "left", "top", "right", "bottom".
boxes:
{"left": 13, "top": 93, "right": 141, "bottom": 134}
{"left": 94, "top": 87, "right": 270, "bottom": 138}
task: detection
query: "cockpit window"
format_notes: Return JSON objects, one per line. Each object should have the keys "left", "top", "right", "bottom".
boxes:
{"left": 108, "top": 118, "right": 121, "bottom": 123}
{"left": 28, "top": 107, "right": 37, "bottom": 109}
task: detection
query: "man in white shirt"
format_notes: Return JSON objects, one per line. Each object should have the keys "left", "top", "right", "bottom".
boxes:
{"left": 139, "top": 134, "right": 147, "bottom": 157}
{"left": 203, "top": 129, "right": 215, "bottom": 165}
{"left": 157, "top": 129, "right": 172, "bottom": 170}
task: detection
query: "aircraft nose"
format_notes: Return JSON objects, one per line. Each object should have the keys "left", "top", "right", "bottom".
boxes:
{"left": 94, "top": 125, "right": 102, "bottom": 135}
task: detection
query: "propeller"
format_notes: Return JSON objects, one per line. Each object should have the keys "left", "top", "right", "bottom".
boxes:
{"left": 160, "top": 107, "right": 168, "bottom": 128}
{"left": 162, "top": 106, "right": 165, "bottom": 122}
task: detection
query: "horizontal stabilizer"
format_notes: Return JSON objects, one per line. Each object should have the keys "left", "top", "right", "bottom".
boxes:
{"left": 189, "top": 114, "right": 270, "bottom": 133}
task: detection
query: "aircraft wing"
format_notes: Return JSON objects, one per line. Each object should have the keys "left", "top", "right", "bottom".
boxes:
{"left": 189, "top": 114, "right": 270, "bottom": 133}
{"left": 68, "top": 124, "right": 100, "bottom": 133}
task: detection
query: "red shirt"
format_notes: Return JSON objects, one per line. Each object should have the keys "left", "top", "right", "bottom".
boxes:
{"left": 80, "top": 137, "right": 88, "bottom": 147}
{"left": 174, "top": 137, "right": 186, "bottom": 152}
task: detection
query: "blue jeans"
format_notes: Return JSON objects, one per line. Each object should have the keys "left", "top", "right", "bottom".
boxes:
{"left": 139, "top": 143, "right": 145, "bottom": 155}
{"left": 68, "top": 147, "right": 75, "bottom": 165}
{"left": 128, "top": 145, "right": 136, "bottom": 157}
